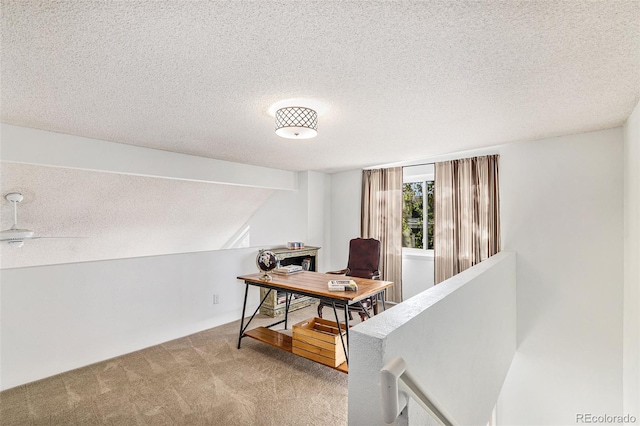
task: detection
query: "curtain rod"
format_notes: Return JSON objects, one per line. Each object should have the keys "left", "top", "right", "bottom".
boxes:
{"left": 364, "top": 152, "right": 499, "bottom": 170}
{"left": 363, "top": 161, "right": 435, "bottom": 170}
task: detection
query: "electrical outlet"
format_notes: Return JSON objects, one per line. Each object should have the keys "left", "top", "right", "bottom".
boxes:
{"left": 212, "top": 294, "right": 219, "bottom": 305}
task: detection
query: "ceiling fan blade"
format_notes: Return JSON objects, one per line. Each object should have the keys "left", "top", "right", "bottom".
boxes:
{"left": 29, "top": 237, "right": 87, "bottom": 240}
{"left": 0, "top": 228, "right": 35, "bottom": 240}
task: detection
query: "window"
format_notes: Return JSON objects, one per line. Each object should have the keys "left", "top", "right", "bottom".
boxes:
{"left": 402, "top": 164, "right": 435, "bottom": 251}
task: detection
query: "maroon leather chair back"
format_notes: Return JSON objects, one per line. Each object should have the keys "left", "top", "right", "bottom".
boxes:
{"left": 346, "top": 238, "right": 381, "bottom": 279}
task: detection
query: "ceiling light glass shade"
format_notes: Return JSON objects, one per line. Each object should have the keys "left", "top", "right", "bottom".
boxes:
{"left": 275, "top": 107, "right": 318, "bottom": 139}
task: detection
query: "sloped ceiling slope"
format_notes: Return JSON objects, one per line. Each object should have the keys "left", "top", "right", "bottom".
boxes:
{"left": 1, "top": 1, "right": 639, "bottom": 173}
{"left": 0, "top": 163, "right": 274, "bottom": 269}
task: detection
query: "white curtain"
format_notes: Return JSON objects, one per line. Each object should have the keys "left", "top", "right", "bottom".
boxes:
{"left": 361, "top": 167, "right": 403, "bottom": 302}
{"left": 434, "top": 155, "right": 501, "bottom": 284}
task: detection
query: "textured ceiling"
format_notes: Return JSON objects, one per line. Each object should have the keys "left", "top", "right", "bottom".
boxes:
{"left": 1, "top": 1, "right": 638, "bottom": 173}
{"left": 0, "top": 163, "right": 274, "bottom": 268}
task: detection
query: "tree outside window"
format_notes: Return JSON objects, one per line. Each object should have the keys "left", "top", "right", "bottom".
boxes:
{"left": 402, "top": 181, "right": 434, "bottom": 250}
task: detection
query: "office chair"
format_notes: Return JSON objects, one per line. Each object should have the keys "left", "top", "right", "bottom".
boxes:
{"left": 317, "top": 237, "right": 382, "bottom": 321}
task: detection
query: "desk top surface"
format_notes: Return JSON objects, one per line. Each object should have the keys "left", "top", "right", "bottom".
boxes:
{"left": 237, "top": 271, "right": 393, "bottom": 302}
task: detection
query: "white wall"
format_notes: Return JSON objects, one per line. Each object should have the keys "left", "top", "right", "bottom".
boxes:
{"left": 248, "top": 170, "right": 330, "bottom": 270}
{"left": 305, "top": 171, "right": 332, "bottom": 272}
{"left": 349, "top": 251, "right": 517, "bottom": 425}
{"left": 0, "top": 248, "right": 260, "bottom": 390}
{"left": 402, "top": 252, "right": 434, "bottom": 300}
{"left": 245, "top": 172, "right": 308, "bottom": 247}
{"left": 623, "top": 100, "right": 640, "bottom": 418}
{"left": 329, "top": 169, "right": 361, "bottom": 271}
{"left": 497, "top": 128, "right": 624, "bottom": 424}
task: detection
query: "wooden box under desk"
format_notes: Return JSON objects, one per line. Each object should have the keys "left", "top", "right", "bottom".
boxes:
{"left": 292, "top": 317, "right": 347, "bottom": 368}
{"left": 259, "top": 246, "right": 320, "bottom": 317}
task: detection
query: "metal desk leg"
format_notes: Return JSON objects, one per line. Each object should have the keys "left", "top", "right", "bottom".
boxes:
{"left": 284, "top": 292, "right": 292, "bottom": 329}
{"left": 344, "top": 303, "right": 350, "bottom": 349}
{"left": 381, "top": 289, "right": 387, "bottom": 311}
{"left": 237, "top": 283, "right": 249, "bottom": 349}
{"left": 331, "top": 301, "right": 349, "bottom": 364}
{"left": 238, "top": 287, "right": 273, "bottom": 349}
{"left": 357, "top": 300, "right": 372, "bottom": 319}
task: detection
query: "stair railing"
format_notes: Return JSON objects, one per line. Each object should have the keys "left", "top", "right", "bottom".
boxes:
{"left": 380, "top": 357, "right": 455, "bottom": 425}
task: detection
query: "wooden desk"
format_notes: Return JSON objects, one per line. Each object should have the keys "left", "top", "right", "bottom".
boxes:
{"left": 236, "top": 271, "right": 393, "bottom": 373}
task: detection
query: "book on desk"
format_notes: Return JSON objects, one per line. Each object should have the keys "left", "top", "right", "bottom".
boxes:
{"left": 272, "top": 265, "right": 303, "bottom": 275}
{"left": 327, "top": 279, "right": 358, "bottom": 291}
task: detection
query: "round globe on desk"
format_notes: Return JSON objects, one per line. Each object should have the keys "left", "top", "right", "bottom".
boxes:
{"left": 256, "top": 249, "right": 278, "bottom": 281}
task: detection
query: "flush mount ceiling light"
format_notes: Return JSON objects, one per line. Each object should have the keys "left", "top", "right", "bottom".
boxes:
{"left": 275, "top": 106, "right": 318, "bottom": 139}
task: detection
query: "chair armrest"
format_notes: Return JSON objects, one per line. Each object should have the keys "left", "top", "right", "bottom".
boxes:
{"left": 372, "top": 270, "right": 381, "bottom": 280}
{"left": 326, "top": 268, "right": 348, "bottom": 275}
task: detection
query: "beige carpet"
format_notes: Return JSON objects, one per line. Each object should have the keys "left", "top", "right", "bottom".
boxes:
{"left": 0, "top": 304, "right": 360, "bottom": 425}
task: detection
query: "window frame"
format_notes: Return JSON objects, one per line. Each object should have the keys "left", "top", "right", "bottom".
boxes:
{"left": 402, "top": 169, "right": 435, "bottom": 257}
